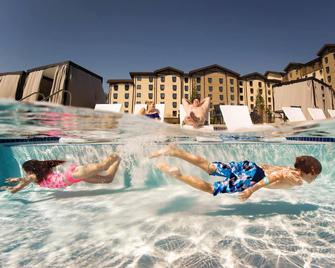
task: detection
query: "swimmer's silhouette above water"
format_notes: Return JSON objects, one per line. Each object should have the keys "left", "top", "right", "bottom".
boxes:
{"left": 150, "top": 145, "right": 322, "bottom": 201}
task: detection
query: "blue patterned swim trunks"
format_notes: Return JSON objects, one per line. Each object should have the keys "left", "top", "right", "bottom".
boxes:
{"left": 210, "top": 161, "right": 265, "bottom": 196}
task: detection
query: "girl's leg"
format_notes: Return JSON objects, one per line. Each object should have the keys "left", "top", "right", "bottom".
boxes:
{"left": 72, "top": 154, "right": 119, "bottom": 179}
{"left": 157, "top": 163, "right": 213, "bottom": 194}
{"left": 81, "top": 158, "right": 121, "bottom": 184}
{"left": 150, "top": 145, "right": 216, "bottom": 174}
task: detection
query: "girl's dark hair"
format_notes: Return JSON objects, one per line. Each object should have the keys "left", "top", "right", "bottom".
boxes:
{"left": 22, "top": 160, "right": 66, "bottom": 183}
{"left": 294, "top": 156, "right": 322, "bottom": 175}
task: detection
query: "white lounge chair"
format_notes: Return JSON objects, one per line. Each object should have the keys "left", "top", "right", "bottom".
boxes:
{"left": 219, "top": 105, "right": 273, "bottom": 131}
{"left": 327, "top": 109, "right": 335, "bottom": 118}
{"left": 179, "top": 104, "right": 214, "bottom": 131}
{"left": 307, "top": 108, "right": 327, "bottom": 120}
{"left": 94, "top": 103, "right": 122, "bottom": 113}
{"left": 134, "top": 103, "right": 165, "bottom": 122}
{"left": 282, "top": 107, "right": 306, "bottom": 122}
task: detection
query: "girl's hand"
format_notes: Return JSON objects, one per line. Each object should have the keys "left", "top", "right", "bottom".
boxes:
{"left": 5, "top": 178, "right": 21, "bottom": 183}
{"left": 239, "top": 189, "right": 253, "bottom": 202}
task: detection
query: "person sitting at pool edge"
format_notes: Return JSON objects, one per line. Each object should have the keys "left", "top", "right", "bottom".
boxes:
{"left": 182, "top": 96, "right": 210, "bottom": 128}
{"left": 138, "top": 100, "right": 161, "bottom": 120}
{"left": 150, "top": 145, "right": 322, "bottom": 201}
{"left": 1, "top": 154, "right": 121, "bottom": 193}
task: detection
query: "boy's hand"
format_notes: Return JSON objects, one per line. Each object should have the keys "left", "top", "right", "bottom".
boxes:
{"left": 239, "top": 189, "right": 253, "bottom": 202}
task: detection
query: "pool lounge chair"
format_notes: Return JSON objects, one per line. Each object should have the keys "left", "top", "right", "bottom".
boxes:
{"left": 134, "top": 103, "right": 165, "bottom": 122}
{"left": 307, "top": 108, "right": 327, "bottom": 120}
{"left": 327, "top": 109, "right": 335, "bottom": 118}
{"left": 94, "top": 103, "right": 122, "bottom": 113}
{"left": 179, "top": 104, "right": 214, "bottom": 131}
{"left": 282, "top": 107, "right": 306, "bottom": 122}
{"left": 219, "top": 105, "right": 274, "bottom": 132}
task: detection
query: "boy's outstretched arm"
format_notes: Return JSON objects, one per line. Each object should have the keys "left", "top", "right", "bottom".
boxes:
{"left": 239, "top": 171, "right": 284, "bottom": 201}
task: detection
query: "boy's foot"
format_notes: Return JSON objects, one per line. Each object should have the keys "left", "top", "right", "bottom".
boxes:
{"left": 156, "top": 163, "right": 182, "bottom": 177}
{"left": 149, "top": 144, "right": 178, "bottom": 158}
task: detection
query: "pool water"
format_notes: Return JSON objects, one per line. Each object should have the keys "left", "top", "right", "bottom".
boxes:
{"left": 0, "top": 100, "right": 334, "bottom": 267}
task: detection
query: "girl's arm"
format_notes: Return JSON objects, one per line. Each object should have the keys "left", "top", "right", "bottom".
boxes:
{"left": 3, "top": 175, "right": 35, "bottom": 194}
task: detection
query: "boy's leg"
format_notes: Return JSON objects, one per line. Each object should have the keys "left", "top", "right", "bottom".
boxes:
{"left": 150, "top": 145, "right": 216, "bottom": 174}
{"left": 157, "top": 163, "right": 213, "bottom": 194}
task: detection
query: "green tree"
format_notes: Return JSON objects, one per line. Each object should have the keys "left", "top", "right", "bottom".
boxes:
{"left": 254, "top": 92, "right": 265, "bottom": 123}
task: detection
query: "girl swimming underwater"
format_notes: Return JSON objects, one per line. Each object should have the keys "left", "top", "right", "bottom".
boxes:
{"left": 1, "top": 154, "right": 121, "bottom": 194}
{"left": 150, "top": 145, "right": 322, "bottom": 201}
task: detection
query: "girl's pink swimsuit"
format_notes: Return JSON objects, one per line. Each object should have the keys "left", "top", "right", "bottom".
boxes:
{"left": 38, "top": 164, "right": 82, "bottom": 189}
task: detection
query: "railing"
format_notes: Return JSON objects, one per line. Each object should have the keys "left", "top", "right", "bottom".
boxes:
{"left": 20, "top": 92, "right": 45, "bottom": 101}
{"left": 41, "top": 89, "right": 72, "bottom": 106}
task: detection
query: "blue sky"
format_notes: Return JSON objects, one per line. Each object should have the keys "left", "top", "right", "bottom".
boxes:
{"left": 0, "top": 0, "right": 334, "bottom": 87}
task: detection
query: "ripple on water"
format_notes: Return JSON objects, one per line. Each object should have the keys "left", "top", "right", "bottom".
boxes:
{"left": 173, "top": 252, "right": 223, "bottom": 268}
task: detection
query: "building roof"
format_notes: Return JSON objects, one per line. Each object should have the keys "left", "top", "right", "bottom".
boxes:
{"left": 240, "top": 72, "right": 266, "bottom": 80}
{"left": 129, "top": 71, "right": 154, "bottom": 78}
{"left": 189, "top": 64, "right": 240, "bottom": 77}
{"left": 0, "top": 71, "right": 26, "bottom": 76}
{"left": 317, "top": 44, "right": 335, "bottom": 57}
{"left": 283, "top": 62, "right": 304, "bottom": 72}
{"left": 154, "top": 66, "right": 184, "bottom": 75}
{"left": 107, "top": 79, "right": 133, "bottom": 84}
{"left": 26, "top": 60, "right": 102, "bottom": 81}
{"left": 264, "top": 70, "right": 285, "bottom": 76}
{"left": 273, "top": 76, "right": 334, "bottom": 92}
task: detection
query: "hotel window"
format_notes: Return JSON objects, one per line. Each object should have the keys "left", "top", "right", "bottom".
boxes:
{"left": 172, "top": 76, "right": 177, "bottom": 82}
{"left": 295, "top": 70, "right": 298, "bottom": 74}
{"left": 173, "top": 85, "right": 177, "bottom": 91}
{"left": 173, "top": 111, "right": 177, "bottom": 117}
{"left": 290, "top": 73, "right": 292, "bottom": 78}
{"left": 196, "top": 85, "right": 201, "bottom": 91}
{"left": 172, "top": 93, "right": 177, "bottom": 99}
{"left": 259, "top": 89, "right": 263, "bottom": 95}
{"left": 239, "top": 88, "right": 243, "bottom": 94}
{"left": 251, "top": 104, "right": 254, "bottom": 109}
{"left": 125, "top": 84, "right": 129, "bottom": 91}
{"left": 230, "top": 79, "right": 234, "bottom": 85}
{"left": 148, "top": 93, "right": 153, "bottom": 99}
{"left": 268, "top": 90, "right": 271, "bottom": 95}
{"left": 196, "top": 77, "right": 201, "bottom": 83}
{"left": 125, "top": 93, "right": 129, "bottom": 99}
{"left": 184, "top": 77, "right": 189, "bottom": 83}
{"left": 324, "top": 57, "right": 328, "bottom": 64}
{"left": 137, "top": 93, "right": 141, "bottom": 98}
{"left": 250, "top": 96, "right": 254, "bottom": 101}
{"left": 321, "top": 86, "right": 324, "bottom": 90}
{"left": 160, "top": 93, "right": 165, "bottom": 99}
{"left": 333, "top": 53, "right": 335, "bottom": 59}
{"left": 137, "top": 76, "right": 142, "bottom": 81}
{"left": 220, "top": 95, "right": 223, "bottom": 100}
{"left": 230, "top": 95, "right": 234, "bottom": 101}
{"left": 113, "top": 93, "right": 118, "bottom": 99}
{"left": 113, "top": 101, "right": 117, "bottom": 104}
{"left": 114, "top": 85, "right": 118, "bottom": 91}
{"left": 149, "top": 84, "right": 153, "bottom": 91}
{"left": 185, "top": 94, "right": 189, "bottom": 99}
{"left": 136, "top": 101, "right": 141, "bottom": 104}
{"left": 124, "top": 110, "right": 128, "bottom": 113}
{"left": 328, "top": 76, "right": 331, "bottom": 83}
{"left": 149, "top": 76, "right": 153, "bottom": 82}
{"left": 267, "top": 83, "right": 270, "bottom": 87}
{"left": 230, "top": 87, "right": 234, "bottom": 93}
{"left": 137, "top": 85, "right": 141, "bottom": 90}
{"left": 125, "top": 102, "right": 129, "bottom": 108}
{"left": 249, "top": 81, "right": 253, "bottom": 86}
{"left": 326, "top": 67, "right": 330, "bottom": 73}
{"left": 239, "top": 81, "right": 243, "bottom": 86}
{"left": 219, "top": 86, "right": 223, "bottom": 92}
{"left": 208, "top": 94, "right": 212, "bottom": 98}
{"left": 250, "top": 88, "right": 254, "bottom": 94}
{"left": 220, "top": 78, "right": 224, "bottom": 84}
{"left": 258, "top": 82, "right": 262, "bottom": 87}
{"left": 208, "top": 77, "right": 212, "bottom": 83}
{"left": 268, "top": 97, "right": 271, "bottom": 102}
{"left": 160, "top": 76, "right": 165, "bottom": 82}
{"left": 240, "top": 96, "right": 243, "bottom": 101}
{"left": 268, "top": 105, "right": 272, "bottom": 110}
{"left": 173, "top": 102, "right": 177, "bottom": 108}
{"left": 209, "top": 86, "right": 213, "bottom": 92}
{"left": 160, "top": 85, "right": 165, "bottom": 90}
{"left": 185, "top": 85, "right": 189, "bottom": 91}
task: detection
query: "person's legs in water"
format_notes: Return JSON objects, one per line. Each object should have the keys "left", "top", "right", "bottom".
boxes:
{"left": 150, "top": 145, "right": 216, "bottom": 174}
{"left": 72, "top": 154, "right": 120, "bottom": 180}
{"left": 156, "top": 162, "right": 213, "bottom": 194}
{"left": 80, "top": 157, "right": 121, "bottom": 184}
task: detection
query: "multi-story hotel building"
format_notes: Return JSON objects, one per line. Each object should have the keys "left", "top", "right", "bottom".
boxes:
{"left": 107, "top": 44, "right": 335, "bottom": 122}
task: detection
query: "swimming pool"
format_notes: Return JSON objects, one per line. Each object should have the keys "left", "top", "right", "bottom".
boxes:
{"left": 0, "top": 100, "right": 334, "bottom": 267}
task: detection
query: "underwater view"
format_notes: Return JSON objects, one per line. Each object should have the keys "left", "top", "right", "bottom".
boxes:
{"left": 0, "top": 100, "right": 334, "bottom": 267}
